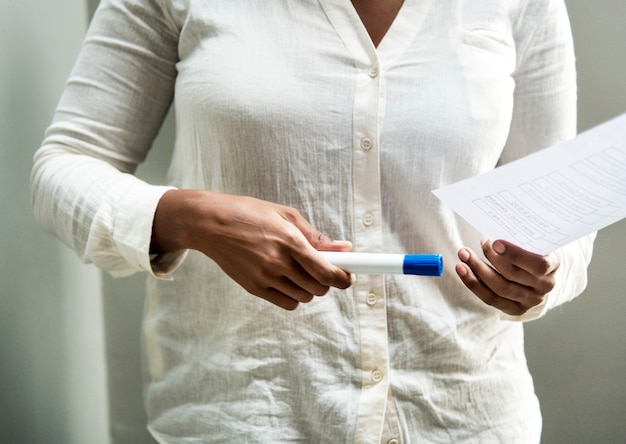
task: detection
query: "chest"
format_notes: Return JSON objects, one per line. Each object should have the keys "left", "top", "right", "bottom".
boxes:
{"left": 172, "top": 0, "right": 518, "bottom": 184}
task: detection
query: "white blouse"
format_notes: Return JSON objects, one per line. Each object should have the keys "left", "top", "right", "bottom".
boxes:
{"left": 32, "top": 0, "right": 594, "bottom": 442}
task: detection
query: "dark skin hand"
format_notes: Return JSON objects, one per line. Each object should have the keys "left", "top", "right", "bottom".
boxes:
{"left": 456, "top": 239, "right": 560, "bottom": 316}
{"left": 152, "top": 190, "right": 559, "bottom": 315}
{"left": 151, "top": 190, "right": 354, "bottom": 310}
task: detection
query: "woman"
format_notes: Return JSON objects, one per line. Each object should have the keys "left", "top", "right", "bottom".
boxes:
{"left": 32, "top": 0, "right": 594, "bottom": 442}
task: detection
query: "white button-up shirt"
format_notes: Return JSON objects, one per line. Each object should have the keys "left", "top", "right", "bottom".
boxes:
{"left": 32, "top": 0, "right": 594, "bottom": 442}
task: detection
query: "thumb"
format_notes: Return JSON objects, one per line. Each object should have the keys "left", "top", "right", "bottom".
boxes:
{"left": 307, "top": 229, "right": 352, "bottom": 252}
{"left": 281, "top": 206, "right": 352, "bottom": 252}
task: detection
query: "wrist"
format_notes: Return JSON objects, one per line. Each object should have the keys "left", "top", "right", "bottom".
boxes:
{"left": 151, "top": 189, "right": 202, "bottom": 254}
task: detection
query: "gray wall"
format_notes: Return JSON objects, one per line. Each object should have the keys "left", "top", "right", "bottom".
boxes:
{"left": 1, "top": 0, "right": 624, "bottom": 443}
{"left": 524, "top": 1, "right": 626, "bottom": 442}
{"left": 0, "top": 1, "right": 108, "bottom": 443}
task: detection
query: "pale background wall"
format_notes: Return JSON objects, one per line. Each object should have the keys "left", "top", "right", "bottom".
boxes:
{"left": 0, "top": 1, "right": 109, "bottom": 443}
{"left": 0, "top": 0, "right": 624, "bottom": 443}
{"left": 524, "top": 1, "right": 626, "bottom": 442}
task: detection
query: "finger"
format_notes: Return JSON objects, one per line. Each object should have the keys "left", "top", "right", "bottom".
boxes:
{"left": 275, "top": 209, "right": 353, "bottom": 289}
{"left": 284, "top": 228, "right": 353, "bottom": 289}
{"left": 455, "top": 260, "right": 527, "bottom": 316}
{"left": 457, "top": 248, "right": 545, "bottom": 314}
{"left": 482, "top": 239, "right": 558, "bottom": 294}
{"left": 479, "top": 239, "right": 540, "bottom": 288}
{"left": 283, "top": 206, "right": 353, "bottom": 252}
{"left": 311, "top": 234, "right": 353, "bottom": 252}
{"left": 268, "top": 276, "right": 317, "bottom": 303}
{"left": 487, "top": 240, "right": 559, "bottom": 276}
{"left": 285, "top": 260, "right": 332, "bottom": 297}
{"left": 256, "top": 287, "right": 301, "bottom": 311}
{"left": 295, "top": 247, "right": 354, "bottom": 289}
{"left": 248, "top": 240, "right": 328, "bottom": 299}
{"left": 220, "top": 263, "right": 306, "bottom": 310}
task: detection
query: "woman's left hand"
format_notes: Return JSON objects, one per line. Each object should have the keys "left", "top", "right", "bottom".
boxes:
{"left": 456, "top": 239, "right": 560, "bottom": 316}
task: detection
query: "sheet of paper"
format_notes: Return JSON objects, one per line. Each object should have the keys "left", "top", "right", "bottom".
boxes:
{"left": 432, "top": 112, "right": 626, "bottom": 254}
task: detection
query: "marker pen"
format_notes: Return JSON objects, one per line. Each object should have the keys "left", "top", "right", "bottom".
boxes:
{"left": 320, "top": 252, "right": 443, "bottom": 276}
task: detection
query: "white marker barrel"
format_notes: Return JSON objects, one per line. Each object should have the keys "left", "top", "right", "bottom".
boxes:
{"left": 320, "top": 252, "right": 443, "bottom": 276}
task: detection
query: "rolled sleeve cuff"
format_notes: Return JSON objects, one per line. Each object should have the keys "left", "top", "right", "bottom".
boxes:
{"left": 112, "top": 184, "right": 187, "bottom": 280}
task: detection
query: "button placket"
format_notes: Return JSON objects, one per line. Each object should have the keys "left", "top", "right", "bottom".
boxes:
{"left": 350, "top": 52, "right": 389, "bottom": 444}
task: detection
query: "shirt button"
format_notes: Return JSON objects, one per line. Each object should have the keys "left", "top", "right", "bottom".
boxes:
{"left": 368, "top": 65, "right": 379, "bottom": 78}
{"left": 366, "top": 293, "right": 378, "bottom": 306}
{"left": 387, "top": 440, "right": 400, "bottom": 444}
{"left": 362, "top": 212, "right": 374, "bottom": 227}
{"left": 371, "top": 369, "right": 384, "bottom": 383}
{"left": 360, "top": 137, "right": 373, "bottom": 151}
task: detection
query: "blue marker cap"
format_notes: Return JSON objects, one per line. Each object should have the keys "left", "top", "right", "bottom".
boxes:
{"left": 403, "top": 254, "right": 443, "bottom": 276}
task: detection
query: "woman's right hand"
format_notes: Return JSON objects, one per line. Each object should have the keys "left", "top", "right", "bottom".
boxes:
{"left": 150, "top": 189, "right": 354, "bottom": 310}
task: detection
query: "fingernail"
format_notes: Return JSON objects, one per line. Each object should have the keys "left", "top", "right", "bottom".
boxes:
{"left": 335, "top": 240, "right": 353, "bottom": 248}
{"left": 493, "top": 241, "right": 505, "bottom": 254}
{"left": 458, "top": 248, "right": 470, "bottom": 262}
{"left": 350, "top": 274, "right": 356, "bottom": 284}
{"left": 480, "top": 238, "right": 488, "bottom": 247}
{"left": 456, "top": 263, "right": 467, "bottom": 277}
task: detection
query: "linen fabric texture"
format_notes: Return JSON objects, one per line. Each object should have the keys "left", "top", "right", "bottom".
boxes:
{"left": 32, "top": 0, "right": 594, "bottom": 442}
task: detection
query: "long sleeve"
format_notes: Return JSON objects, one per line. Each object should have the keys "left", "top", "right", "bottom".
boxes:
{"left": 499, "top": 0, "right": 595, "bottom": 321}
{"left": 30, "top": 0, "right": 596, "bottom": 440}
{"left": 31, "top": 0, "right": 183, "bottom": 278}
